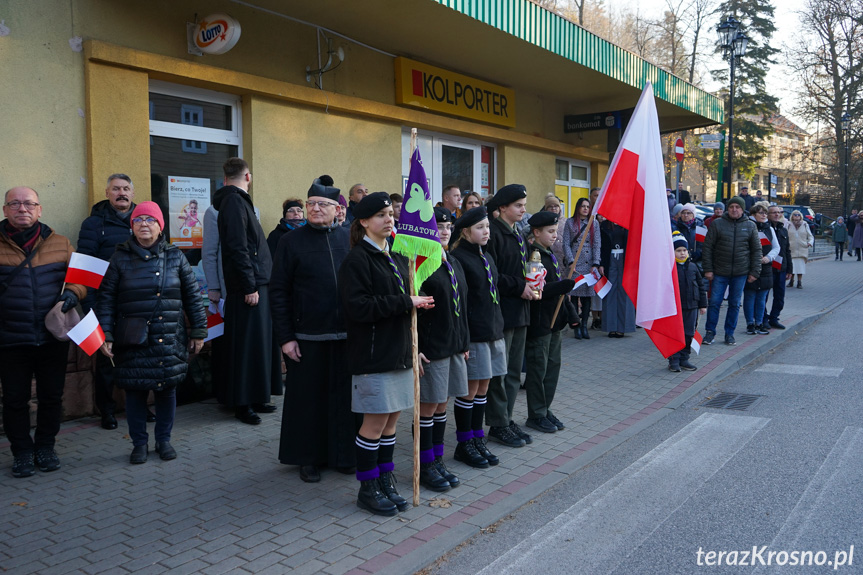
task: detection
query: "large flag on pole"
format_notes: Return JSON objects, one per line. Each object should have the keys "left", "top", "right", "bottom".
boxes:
{"left": 593, "top": 83, "right": 685, "bottom": 358}
{"left": 392, "top": 147, "right": 442, "bottom": 292}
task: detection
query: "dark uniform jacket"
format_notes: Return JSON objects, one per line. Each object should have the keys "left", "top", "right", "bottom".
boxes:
{"left": 0, "top": 223, "right": 86, "bottom": 348}
{"left": 270, "top": 223, "right": 349, "bottom": 345}
{"left": 213, "top": 185, "right": 272, "bottom": 295}
{"left": 76, "top": 199, "right": 135, "bottom": 311}
{"left": 770, "top": 220, "right": 792, "bottom": 274}
{"left": 339, "top": 239, "right": 413, "bottom": 375}
{"left": 418, "top": 254, "right": 470, "bottom": 361}
{"left": 450, "top": 241, "right": 505, "bottom": 343}
{"left": 676, "top": 258, "right": 708, "bottom": 311}
{"left": 486, "top": 217, "right": 529, "bottom": 329}
{"left": 96, "top": 239, "right": 207, "bottom": 391}
{"left": 527, "top": 244, "right": 576, "bottom": 339}
{"left": 702, "top": 213, "right": 761, "bottom": 278}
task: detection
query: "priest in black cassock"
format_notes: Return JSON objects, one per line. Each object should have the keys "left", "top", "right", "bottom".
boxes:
{"left": 270, "top": 179, "right": 357, "bottom": 483}
{"left": 213, "top": 158, "right": 279, "bottom": 424}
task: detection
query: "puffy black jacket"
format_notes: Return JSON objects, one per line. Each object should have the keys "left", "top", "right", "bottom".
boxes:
{"left": 676, "top": 259, "right": 708, "bottom": 310}
{"left": 339, "top": 240, "right": 414, "bottom": 375}
{"left": 0, "top": 224, "right": 86, "bottom": 348}
{"left": 450, "top": 240, "right": 505, "bottom": 343}
{"left": 76, "top": 200, "right": 134, "bottom": 311}
{"left": 770, "top": 221, "right": 791, "bottom": 273}
{"left": 213, "top": 185, "right": 272, "bottom": 295}
{"left": 270, "top": 223, "right": 349, "bottom": 345}
{"left": 486, "top": 217, "right": 529, "bottom": 329}
{"left": 417, "top": 254, "right": 470, "bottom": 361}
{"left": 96, "top": 239, "right": 207, "bottom": 391}
{"left": 702, "top": 213, "right": 761, "bottom": 278}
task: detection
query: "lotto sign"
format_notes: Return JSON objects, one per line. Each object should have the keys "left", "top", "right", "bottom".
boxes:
{"left": 194, "top": 14, "right": 241, "bottom": 55}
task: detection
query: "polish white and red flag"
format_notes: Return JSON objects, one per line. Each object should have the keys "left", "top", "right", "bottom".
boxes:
{"left": 772, "top": 255, "right": 783, "bottom": 270}
{"left": 65, "top": 253, "right": 110, "bottom": 289}
{"left": 758, "top": 231, "right": 771, "bottom": 246}
{"left": 690, "top": 331, "right": 703, "bottom": 355}
{"left": 572, "top": 273, "right": 598, "bottom": 290}
{"left": 204, "top": 313, "right": 224, "bottom": 342}
{"left": 67, "top": 309, "right": 106, "bottom": 356}
{"left": 695, "top": 225, "right": 708, "bottom": 243}
{"left": 592, "top": 83, "right": 685, "bottom": 358}
{"left": 593, "top": 275, "right": 612, "bottom": 298}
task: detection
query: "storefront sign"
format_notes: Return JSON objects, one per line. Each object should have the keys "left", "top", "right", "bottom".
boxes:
{"left": 168, "top": 176, "right": 210, "bottom": 248}
{"left": 194, "top": 14, "right": 241, "bottom": 55}
{"left": 395, "top": 57, "right": 516, "bottom": 128}
{"left": 564, "top": 111, "right": 621, "bottom": 133}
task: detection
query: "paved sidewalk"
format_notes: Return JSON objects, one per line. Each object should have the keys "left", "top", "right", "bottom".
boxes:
{"left": 1, "top": 258, "right": 860, "bottom": 575}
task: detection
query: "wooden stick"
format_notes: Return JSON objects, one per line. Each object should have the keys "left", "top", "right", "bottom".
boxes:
{"left": 409, "top": 127, "right": 421, "bottom": 508}
{"left": 550, "top": 212, "right": 597, "bottom": 327}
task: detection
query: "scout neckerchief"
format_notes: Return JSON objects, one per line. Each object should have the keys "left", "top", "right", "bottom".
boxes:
{"left": 365, "top": 236, "right": 405, "bottom": 294}
{"left": 479, "top": 247, "right": 499, "bottom": 305}
{"left": 442, "top": 253, "right": 461, "bottom": 317}
{"left": 513, "top": 225, "right": 528, "bottom": 276}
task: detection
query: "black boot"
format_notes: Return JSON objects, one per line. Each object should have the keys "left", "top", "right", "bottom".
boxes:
{"left": 573, "top": 325, "right": 582, "bottom": 339}
{"left": 420, "top": 461, "right": 451, "bottom": 492}
{"left": 434, "top": 456, "right": 460, "bottom": 488}
{"left": 472, "top": 436, "right": 500, "bottom": 466}
{"left": 582, "top": 325, "right": 590, "bottom": 340}
{"left": 378, "top": 471, "right": 409, "bottom": 511}
{"left": 454, "top": 440, "right": 488, "bottom": 468}
{"left": 357, "top": 479, "right": 398, "bottom": 516}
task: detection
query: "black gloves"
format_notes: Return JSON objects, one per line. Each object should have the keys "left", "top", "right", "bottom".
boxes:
{"left": 58, "top": 290, "right": 79, "bottom": 313}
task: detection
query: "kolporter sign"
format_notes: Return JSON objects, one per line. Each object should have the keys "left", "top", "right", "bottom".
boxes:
{"left": 395, "top": 57, "right": 516, "bottom": 128}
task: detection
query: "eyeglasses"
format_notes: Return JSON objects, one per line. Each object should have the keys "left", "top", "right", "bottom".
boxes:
{"left": 306, "top": 200, "right": 337, "bottom": 208}
{"left": 132, "top": 217, "right": 159, "bottom": 226}
{"left": 5, "top": 201, "right": 40, "bottom": 211}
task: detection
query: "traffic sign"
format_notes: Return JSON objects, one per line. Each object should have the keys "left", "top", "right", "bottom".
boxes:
{"left": 699, "top": 134, "right": 725, "bottom": 141}
{"left": 675, "top": 139, "right": 685, "bottom": 162}
{"left": 699, "top": 141, "right": 721, "bottom": 149}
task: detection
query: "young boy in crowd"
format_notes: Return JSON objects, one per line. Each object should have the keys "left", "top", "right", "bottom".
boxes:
{"left": 669, "top": 231, "right": 707, "bottom": 372}
{"left": 523, "top": 212, "right": 575, "bottom": 433}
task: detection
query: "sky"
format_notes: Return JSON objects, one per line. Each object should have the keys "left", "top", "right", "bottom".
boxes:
{"left": 616, "top": 0, "right": 810, "bottom": 130}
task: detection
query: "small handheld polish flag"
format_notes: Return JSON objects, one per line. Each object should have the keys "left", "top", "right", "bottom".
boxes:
{"left": 65, "top": 253, "right": 110, "bottom": 289}
{"left": 690, "top": 331, "right": 703, "bottom": 355}
{"left": 204, "top": 313, "right": 224, "bottom": 342}
{"left": 772, "top": 255, "right": 783, "bottom": 270}
{"left": 67, "top": 309, "right": 106, "bottom": 356}
{"left": 572, "top": 273, "right": 598, "bottom": 290}
{"left": 695, "top": 226, "right": 707, "bottom": 243}
{"left": 593, "top": 275, "right": 612, "bottom": 298}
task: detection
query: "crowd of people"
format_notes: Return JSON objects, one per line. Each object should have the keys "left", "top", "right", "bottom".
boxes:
{"left": 0, "top": 164, "right": 825, "bottom": 516}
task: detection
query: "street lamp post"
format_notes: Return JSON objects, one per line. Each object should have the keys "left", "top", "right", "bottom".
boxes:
{"left": 841, "top": 111, "right": 851, "bottom": 219}
{"left": 716, "top": 17, "right": 749, "bottom": 200}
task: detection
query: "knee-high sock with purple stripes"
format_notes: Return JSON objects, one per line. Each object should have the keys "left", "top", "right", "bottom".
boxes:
{"left": 472, "top": 394, "right": 487, "bottom": 439}
{"left": 433, "top": 411, "right": 447, "bottom": 458}
{"left": 454, "top": 397, "right": 474, "bottom": 443}
{"left": 355, "top": 434, "right": 380, "bottom": 482}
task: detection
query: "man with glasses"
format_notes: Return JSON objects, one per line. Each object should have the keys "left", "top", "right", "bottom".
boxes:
{"left": 270, "top": 179, "right": 356, "bottom": 482}
{"left": 0, "top": 187, "right": 86, "bottom": 477}
{"left": 766, "top": 205, "right": 792, "bottom": 329}
{"left": 344, "top": 183, "right": 369, "bottom": 224}
{"left": 77, "top": 174, "right": 137, "bottom": 430}
{"left": 212, "top": 158, "right": 278, "bottom": 425}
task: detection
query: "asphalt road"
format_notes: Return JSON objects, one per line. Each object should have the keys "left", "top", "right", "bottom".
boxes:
{"left": 425, "top": 291, "right": 863, "bottom": 575}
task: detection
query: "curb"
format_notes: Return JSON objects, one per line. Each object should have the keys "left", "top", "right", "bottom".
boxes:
{"left": 365, "top": 280, "right": 863, "bottom": 575}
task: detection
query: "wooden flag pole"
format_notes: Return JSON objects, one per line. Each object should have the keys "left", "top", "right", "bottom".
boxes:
{"left": 550, "top": 212, "right": 596, "bottom": 328}
{"left": 409, "top": 128, "right": 421, "bottom": 508}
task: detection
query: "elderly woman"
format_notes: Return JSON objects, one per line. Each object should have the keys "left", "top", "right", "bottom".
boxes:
{"left": 786, "top": 210, "right": 814, "bottom": 288}
{"left": 743, "top": 202, "right": 779, "bottom": 334}
{"left": 562, "top": 197, "right": 601, "bottom": 339}
{"left": 266, "top": 198, "right": 306, "bottom": 257}
{"left": 833, "top": 216, "right": 848, "bottom": 261}
{"left": 98, "top": 202, "right": 206, "bottom": 464}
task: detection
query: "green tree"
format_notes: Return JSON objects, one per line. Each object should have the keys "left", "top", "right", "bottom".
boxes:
{"left": 711, "top": 0, "right": 780, "bottom": 182}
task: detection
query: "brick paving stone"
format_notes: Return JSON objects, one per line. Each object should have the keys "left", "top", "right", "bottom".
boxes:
{"left": 118, "top": 551, "right": 172, "bottom": 572}
{"left": 157, "top": 547, "right": 207, "bottom": 569}
{"left": 198, "top": 555, "right": 247, "bottom": 575}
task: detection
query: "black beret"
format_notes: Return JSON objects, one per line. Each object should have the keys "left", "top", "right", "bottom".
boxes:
{"left": 453, "top": 206, "right": 487, "bottom": 231}
{"left": 307, "top": 182, "right": 341, "bottom": 202}
{"left": 434, "top": 206, "right": 452, "bottom": 223}
{"left": 353, "top": 191, "right": 392, "bottom": 220}
{"left": 494, "top": 184, "right": 527, "bottom": 207}
{"left": 528, "top": 211, "right": 558, "bottom": 229}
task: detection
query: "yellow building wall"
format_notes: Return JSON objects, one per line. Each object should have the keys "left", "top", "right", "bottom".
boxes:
{"left": 244, "top": 96, "right": 402, "bottom": 234}
{"left": 0, "top": 0, "right": 89, "bottom": 240}
{"left": 84, "top": 63, "right": 151, "bottom": 205}
{"left": 498, "top": 146, "right": 557, "bottom": 214}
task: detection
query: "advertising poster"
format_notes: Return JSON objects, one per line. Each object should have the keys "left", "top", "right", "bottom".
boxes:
{"left": 168, "top": 176, "right": 210, "bottom": 248}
